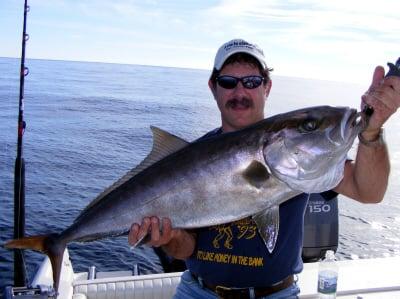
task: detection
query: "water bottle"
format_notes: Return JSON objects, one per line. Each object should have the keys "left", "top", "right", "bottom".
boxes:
{"left": 318, "top": 250, "right": 338, "bottom": 298}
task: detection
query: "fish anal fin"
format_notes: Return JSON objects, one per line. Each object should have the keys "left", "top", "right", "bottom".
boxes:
{"left": 242, "top": 160, "right": 270, "bottom": 188}
{"left": 130, "top": 223, "right": 165, "bottom": 248}
{"left": 252, "top": 205, "right": 280, "bottom": 253}
{"left": 131, "top": 233, "right": 151, "bottom": 248}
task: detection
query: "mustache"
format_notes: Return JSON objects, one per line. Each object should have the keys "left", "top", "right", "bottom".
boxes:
{"left": 226, "top": 97, "right": 253, "bottom": 109}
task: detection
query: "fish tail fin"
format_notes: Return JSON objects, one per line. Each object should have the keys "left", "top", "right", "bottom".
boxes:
{"left": 5, "top": 235, "right": 49, "bottom": 251}
{"left": 5, "top": 234, "right": 66, "bottom": 295}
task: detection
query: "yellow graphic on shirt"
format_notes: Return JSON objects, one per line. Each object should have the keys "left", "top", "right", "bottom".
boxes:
{"left": 211, "top": 218, "right": 257, "bottom": 249}
{"left": 237, "top": 218, "right": 257, "bottom": 240}
{"left": 197, "top": 218, "right": 264, "bottom": 267}
{"left": 196, "top": 250, "right": 264, "bottom": 267}
{"left": 212, "top": 224, "right": 233, "bottom": 249}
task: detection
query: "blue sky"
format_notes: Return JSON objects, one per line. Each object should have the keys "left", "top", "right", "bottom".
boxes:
{"left": 1, "top": 0, "right": 399, "bottom": 84}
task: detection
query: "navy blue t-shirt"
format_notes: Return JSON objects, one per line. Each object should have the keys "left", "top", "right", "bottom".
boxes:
{"left": 185, "top": 127, "right": 310, "bottom": 287}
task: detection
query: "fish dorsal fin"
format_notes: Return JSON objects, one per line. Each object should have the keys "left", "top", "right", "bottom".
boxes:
{"left": 148, "top": 126, "right": 190, "bottom": 162}
{"left": 76, "top": 127, "right": 189, "bottom": 220}
{"left": 109, "top": 126, "right": 189, "bottom": 183}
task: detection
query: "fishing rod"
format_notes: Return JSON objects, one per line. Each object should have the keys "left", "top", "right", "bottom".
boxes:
{"left": 14, "top": 0, "right": 30, "bottom": 287}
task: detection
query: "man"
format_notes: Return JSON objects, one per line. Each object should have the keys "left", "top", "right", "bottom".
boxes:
{"left": 128, "top": 39, "right": 400, "bottom": 298}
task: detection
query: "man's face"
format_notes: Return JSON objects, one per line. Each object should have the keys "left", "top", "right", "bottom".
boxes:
{"left": 209, "top": 62, "right": 272, "bottom": 132}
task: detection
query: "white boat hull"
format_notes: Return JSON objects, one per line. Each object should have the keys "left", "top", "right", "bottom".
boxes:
{"left": 30, "top": 249, "right": 400, "bottom": 299}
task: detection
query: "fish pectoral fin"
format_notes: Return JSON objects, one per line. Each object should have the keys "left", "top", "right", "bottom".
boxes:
{"left": 242, "top": 160, "right": 270, "bottom": 188}
{"left": 252, "top": 205, "right": 279, "bottom": 253}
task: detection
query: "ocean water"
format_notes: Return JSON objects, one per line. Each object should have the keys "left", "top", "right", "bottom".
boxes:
{"left": 0, "top": 57, "right": 399, "bottom": 290}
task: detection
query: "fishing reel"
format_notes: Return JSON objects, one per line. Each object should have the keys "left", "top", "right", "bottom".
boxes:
{"left": 4, "top": 285, "right": 56, "bottom": 299}
{"left": 386, "top": 57, "right": 400, "bottom": 77}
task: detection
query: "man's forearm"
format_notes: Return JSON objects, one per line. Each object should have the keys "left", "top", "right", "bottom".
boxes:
{"left": 354, "top": 136, "right": 390, "bottom": 202}
{"left": 335, "top": 129, "right": 390, "bottom": 203}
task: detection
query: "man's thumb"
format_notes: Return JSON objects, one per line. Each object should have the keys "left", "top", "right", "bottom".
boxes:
{"left": 369, "top": 66, "right": 385, "bottom": 89}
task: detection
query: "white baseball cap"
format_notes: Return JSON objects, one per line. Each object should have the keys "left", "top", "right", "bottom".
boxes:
{"left": 213, "top": 39, "right": 267, "bottom": 71}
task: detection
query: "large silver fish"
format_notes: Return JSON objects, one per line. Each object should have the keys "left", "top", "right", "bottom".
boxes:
{"left": 5, "top": 105, "right": 364, "bottom": 294}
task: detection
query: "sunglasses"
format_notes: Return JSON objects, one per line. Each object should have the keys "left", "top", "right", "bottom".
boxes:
{"left": 216, "top": 75, "right": 265, "bottom": 89}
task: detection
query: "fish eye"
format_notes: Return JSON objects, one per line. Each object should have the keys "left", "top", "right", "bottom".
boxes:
{"left": 299, "top": 118, "right": 318, "bottom": 132}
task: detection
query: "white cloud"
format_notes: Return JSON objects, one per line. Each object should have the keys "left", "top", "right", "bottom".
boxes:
{"left": 198, "top": 0, "right": 399, "bottom": 82}
{"left": 3, "top": 0, "right": 398, "bottom": 82}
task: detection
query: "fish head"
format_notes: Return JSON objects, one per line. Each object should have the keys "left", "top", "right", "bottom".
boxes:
{"left": 262, "top": 106, "right": 363, "bottom": 193}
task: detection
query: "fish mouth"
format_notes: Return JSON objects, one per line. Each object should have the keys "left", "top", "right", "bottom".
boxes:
{"left": 327, "top": 108, "right": 363, "bottom": 147}
{"left": 341, "top": 108, "right": 364, "bottom": 141}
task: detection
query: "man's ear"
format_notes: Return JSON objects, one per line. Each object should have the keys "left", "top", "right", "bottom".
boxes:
{"left": 265, "top": 80, "right": 272, "bottom": 98}
{"left": 208, "top": 80, "right": 217, "bottom": 100}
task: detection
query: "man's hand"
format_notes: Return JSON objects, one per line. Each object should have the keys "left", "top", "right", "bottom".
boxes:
{"left": 361, "top": 66, "right": 400, "bottom": 140}
{"left": 335, "top": 65, "right": 399, "bottom": 203}
{"left": 128, "top": 217, "right": 179, "bottom": 247}
{"left": 128, "top": 217, "right": 196, "bottom": 259}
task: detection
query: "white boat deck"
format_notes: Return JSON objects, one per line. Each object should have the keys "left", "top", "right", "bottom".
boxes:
{"left": 297, "top": 256, "right": 400, "bottom": 298}
{"left": 31, "top": 250, "right": 400, "bottom": 298}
